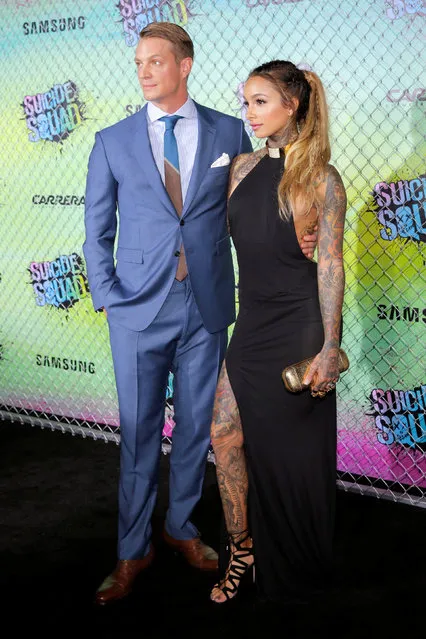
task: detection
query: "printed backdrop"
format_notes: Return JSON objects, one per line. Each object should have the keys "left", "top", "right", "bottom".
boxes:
{"left": 0, "top": 0, "right": 425, "bottom": 503}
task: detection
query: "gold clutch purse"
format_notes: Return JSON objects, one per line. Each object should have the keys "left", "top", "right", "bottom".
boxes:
{"left": 282, "top": 348, "right": 349, "bottom": 393}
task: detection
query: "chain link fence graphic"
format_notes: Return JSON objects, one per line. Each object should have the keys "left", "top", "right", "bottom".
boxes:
{"left": 0, "top": 0, "right": 425, "bottom": 503}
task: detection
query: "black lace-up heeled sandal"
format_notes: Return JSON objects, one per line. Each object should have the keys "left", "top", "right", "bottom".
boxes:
{"left": 210, "top": 530, "right": 254, "bottom": 604}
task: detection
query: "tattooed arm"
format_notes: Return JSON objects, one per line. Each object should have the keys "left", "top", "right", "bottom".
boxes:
{"left": 225, "top": 150, "right": 266, "bottom": 233}
{"left": 229, "top": 150, "right": 266, "bottom": 196}
{"left": 303, "top": 165, "right": 347, "bottom": 392}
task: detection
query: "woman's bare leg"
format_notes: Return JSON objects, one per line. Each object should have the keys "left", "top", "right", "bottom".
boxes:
{"left": 210, "top": 361, "right": 253, "bottom": 603}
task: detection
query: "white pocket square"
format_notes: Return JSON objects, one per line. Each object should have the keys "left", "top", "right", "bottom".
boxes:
{"left": 210, "top": 153, "right": 230, "bottom": 168}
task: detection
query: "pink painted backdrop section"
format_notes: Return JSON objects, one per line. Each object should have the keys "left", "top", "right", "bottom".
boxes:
{"left": 337, "top": 427, "right": 426, "bottom": 488}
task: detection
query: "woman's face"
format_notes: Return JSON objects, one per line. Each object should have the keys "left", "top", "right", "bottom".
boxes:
{"left": 244, "top": 76, "right": 295, "bottom": 139}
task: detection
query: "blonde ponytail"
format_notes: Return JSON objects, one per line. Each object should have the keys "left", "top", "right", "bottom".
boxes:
{"left": 279, "top": 70, "right": 330, "bottom": 220}
{"left": 247, "top": 61, "right": 331, "bottom": 221}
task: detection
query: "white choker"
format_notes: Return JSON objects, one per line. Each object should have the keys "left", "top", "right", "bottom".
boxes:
{"left": 267, "top": 146, "right": 281, "bottom": 159}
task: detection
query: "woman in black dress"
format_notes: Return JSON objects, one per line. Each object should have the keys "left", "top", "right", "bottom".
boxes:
{"left": 210, "top": 61, "right": 346, "bottom": 604}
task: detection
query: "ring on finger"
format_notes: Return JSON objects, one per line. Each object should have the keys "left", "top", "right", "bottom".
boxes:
{"left": 311, "top": 389, "right": 326, "bottom": 398}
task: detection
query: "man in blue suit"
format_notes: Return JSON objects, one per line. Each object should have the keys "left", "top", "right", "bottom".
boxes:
{"left": 83, "top": 22, "right": 316, "bottom": 605}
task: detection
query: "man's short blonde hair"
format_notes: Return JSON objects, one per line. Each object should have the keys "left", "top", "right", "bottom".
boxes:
{"left": 139, "top": 22, "right": 194, "bottom": 61}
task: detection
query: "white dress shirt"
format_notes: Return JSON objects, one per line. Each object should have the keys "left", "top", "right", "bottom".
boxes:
{"left": 147, "top": 97, "right": 198, "bottom": 203}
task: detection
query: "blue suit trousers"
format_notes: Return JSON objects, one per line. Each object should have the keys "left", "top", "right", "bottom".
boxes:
{"left": 107, "top": 278, "right": 227, "bottom": 559}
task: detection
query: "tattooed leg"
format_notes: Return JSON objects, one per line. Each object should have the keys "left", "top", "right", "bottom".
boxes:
{"left": 210, "top": 361, "right": 248, "bottom": 535}
{"left": 210, "top": 362, "right": 253, "bottom": 603}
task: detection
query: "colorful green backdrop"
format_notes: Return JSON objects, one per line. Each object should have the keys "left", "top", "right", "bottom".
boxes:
{"left": 1, "top": 0, "right": 425, "bottom": 504}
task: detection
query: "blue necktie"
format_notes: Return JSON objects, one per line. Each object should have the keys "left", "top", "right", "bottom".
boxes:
{"left": 159, "top": 115, "right": 183, "bottom": 214}
{"left": 159, "top": 115, "right": 187, "bottom": 280}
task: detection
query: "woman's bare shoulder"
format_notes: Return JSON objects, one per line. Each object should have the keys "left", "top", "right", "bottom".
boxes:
{"left": 315, "top": 164, "right": 346, "bottom": 207}
{"left": 228, "top": 148, "right": 267, "bottom": 199}
{"left": 325, "top": 163, "right": 345, "bottom": 186}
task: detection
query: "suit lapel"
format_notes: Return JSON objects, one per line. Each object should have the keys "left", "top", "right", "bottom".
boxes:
{"left": 182, "top": 102, "right": 216, "bottom": 216}
{"left": 131, "top": 106, "right": 176, "bottom": 215}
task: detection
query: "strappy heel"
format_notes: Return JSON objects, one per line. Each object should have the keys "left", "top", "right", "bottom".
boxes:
{"left": 210, "top": 530, "right": 254, "bottom": 604}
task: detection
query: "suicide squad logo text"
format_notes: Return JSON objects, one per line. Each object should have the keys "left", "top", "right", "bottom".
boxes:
{"left": 371, "top": 173, "right": 426, "bottom": 243}
{"left": 22, "top": 81, "right": 86, "bottom": 143}
{"left": 370, "top": 385, "right": 426, "bottom": 449}
{"left": 117, "top": 0, "right": 193, "bottom": 47}
{"left": 29, "top": 253, "right": 89, "bottom": 309}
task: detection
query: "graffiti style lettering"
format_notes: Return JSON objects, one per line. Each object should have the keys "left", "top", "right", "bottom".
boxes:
{"left": 29, "top": 253, "right": 89, "bottom": 310}
{"left": 372, "top": 175, "right": 426, "bottom": 244}
{"left": 117, "top": 0, "right": 192, "bottom": 47}
{"left": 385, "top": 0, "right": 426, "bottom": 21}
{"left": 370, "top": 385, "right": 426, "bottom": 448}
{"left": 22, "top": 81, "right": 86, "bottom": 144}
{"left": 246, "top": 0, "right": 304, "bottom": 6}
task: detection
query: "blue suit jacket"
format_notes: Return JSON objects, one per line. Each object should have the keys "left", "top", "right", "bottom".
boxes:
{"left": 83, "top": 102, "right": 252, "bottom": 333}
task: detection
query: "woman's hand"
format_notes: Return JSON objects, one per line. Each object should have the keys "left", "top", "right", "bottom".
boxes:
{"left": 302, "top": 345, "right": 340, "bottom": 397}
{"left": 300, "top": 224, "right": 318, "bottom": 260}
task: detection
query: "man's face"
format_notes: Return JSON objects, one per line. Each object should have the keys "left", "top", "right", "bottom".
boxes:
{"left": 134, "top": 37, "right": 191, "bottom": 108}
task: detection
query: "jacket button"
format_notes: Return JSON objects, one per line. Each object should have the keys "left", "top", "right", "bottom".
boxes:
{"left": 180, "top": 219, "right": 185, "bottom": 226}
{"left": 174, "top": 250, "right": 180, "bottom": 257}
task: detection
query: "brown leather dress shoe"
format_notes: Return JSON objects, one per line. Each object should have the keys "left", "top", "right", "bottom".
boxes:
{"left": 163, "top": 529, "right": 218, "bottom": 571}
{"left": 95, "top": 545, "right": 155, "bottom": 605}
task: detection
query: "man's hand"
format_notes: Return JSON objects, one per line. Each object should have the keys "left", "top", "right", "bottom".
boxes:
{"left": 300, "top": 225, "right": 318, "bottom": 260}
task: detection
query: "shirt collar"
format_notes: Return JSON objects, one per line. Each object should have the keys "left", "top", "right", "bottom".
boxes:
{"left": 147, "top": 96, "right": 197, "bottom": 123}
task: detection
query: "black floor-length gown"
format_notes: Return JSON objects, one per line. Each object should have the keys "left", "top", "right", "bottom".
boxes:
{"left": 225, "top": 152, "right": 337, "bottom": 603}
